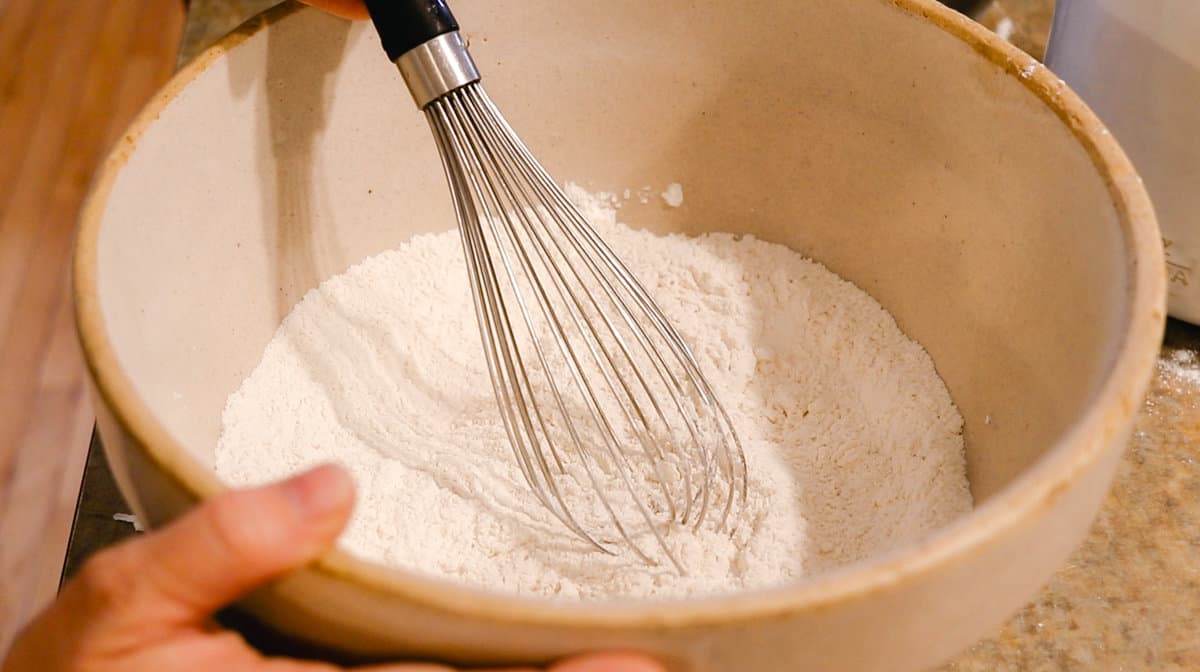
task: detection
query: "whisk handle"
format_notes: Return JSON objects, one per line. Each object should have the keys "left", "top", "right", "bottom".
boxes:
{"left": 362, "top": 0, "right": 460, "bottom": 62}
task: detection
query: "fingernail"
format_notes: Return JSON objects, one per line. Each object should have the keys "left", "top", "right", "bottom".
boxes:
{"left": 283, "top": 464, "right": 355, "bottom": 519}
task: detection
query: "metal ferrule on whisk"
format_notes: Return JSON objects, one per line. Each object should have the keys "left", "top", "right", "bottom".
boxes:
{"left": 362, "top": 0, "right": 480, "bottom": 108}
{"left": 395, "top": 32, "right": 479, "bottom": 109}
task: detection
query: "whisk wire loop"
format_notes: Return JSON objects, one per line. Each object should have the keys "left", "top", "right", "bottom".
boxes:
{"left": 421, "top": 83, "right": 749, "bottom": 571}
{"left": 463, "top": 88, "right": 750, "bottom": 529}
{"left": 437, "top": 89, "right": 684, "bottom": 567}
{"left": 368, "top": 5, "right": 749, "bottom": 569}
{"left": 428, "top": 110, "right": 605, "bottom": 552}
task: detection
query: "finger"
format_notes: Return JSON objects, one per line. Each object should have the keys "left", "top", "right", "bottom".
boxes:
{"left": 353, "top": 665, "right": 459, "bottom": 671}
{"left": 550, "top": 653, "right": 666, "bottom": 672}
{"left": 81, "top": 464, "right": 355, "bottom": 624}
{"left": 355, "top": 664, "right": 531, "bottom": 672}
{"left": 355, "top": 652, "right": 663, "bottom": 672}
{"left": 299, "top": 0, "right": 371, "bottom": 20}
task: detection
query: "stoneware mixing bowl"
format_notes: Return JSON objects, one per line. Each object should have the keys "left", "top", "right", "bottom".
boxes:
{"left": 74, "top": 1, "right": 1166, "bottom": 670}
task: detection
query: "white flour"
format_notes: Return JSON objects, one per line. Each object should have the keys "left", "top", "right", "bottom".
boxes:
{"left": 215, "top": 186, "right": 971, "bottom": 600}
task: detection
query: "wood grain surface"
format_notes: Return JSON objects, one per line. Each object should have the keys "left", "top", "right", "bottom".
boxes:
{"left": 0, "top": 0, "right": 183, "bottom": 654}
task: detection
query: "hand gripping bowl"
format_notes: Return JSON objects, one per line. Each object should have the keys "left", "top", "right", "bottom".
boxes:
{"left": 74, "top": 1, "right": 1166, "bottom": 670}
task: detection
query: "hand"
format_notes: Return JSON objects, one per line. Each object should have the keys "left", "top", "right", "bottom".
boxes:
{"left": 2, "top": 465, "right": 662, "bottom": 672}
{"left": 299, "top": 0, "right": 370, "bottom": 20}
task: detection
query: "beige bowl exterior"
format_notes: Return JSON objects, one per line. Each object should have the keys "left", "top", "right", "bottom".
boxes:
{"left": 75, "top": 1, "right": 1165, "bottom": 670}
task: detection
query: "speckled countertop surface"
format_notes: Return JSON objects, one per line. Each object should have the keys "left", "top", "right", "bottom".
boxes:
{"left": 178, "top": 1, "right": 1199, "bottom": 669}
{"left": 943, "top": 322, "right": 1200, "bottom": 671}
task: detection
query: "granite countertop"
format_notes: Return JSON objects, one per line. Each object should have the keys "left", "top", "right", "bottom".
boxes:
{"left": 172, "top": 1, "right": 1198, "bottom": 669}
{"left": 944, "top": 322, "right": 1200, "bottom": 670}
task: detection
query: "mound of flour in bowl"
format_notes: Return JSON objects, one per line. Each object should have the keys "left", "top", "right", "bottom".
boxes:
{"left": 215, "top": 185, "right": 971, "bottom": 600}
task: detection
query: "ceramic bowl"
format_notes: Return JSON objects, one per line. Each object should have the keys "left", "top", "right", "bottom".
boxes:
{"left": 75, "top": 1, "right": 1165, "bottom": 670}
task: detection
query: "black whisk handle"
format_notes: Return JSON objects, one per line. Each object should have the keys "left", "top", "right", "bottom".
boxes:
{"left": 362, "top": 0, "right": 461, "bottom": 62}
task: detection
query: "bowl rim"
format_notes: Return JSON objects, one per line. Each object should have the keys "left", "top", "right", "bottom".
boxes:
{"left": 74, "top": 0, "right": 1166, "bottom": 630}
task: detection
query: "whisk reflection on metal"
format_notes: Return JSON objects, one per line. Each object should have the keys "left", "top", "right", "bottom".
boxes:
{"left": 363, "top": 0, "right": 747, "bottom": 570}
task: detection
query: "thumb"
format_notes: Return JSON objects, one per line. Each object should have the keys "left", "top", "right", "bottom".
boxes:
{"left": 79, "top": 464, "right": 355, "bottom": 624}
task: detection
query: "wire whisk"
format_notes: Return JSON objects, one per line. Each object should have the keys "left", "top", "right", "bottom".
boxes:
{"left": 363, "top": 0, "right": 748, "bottom": 570}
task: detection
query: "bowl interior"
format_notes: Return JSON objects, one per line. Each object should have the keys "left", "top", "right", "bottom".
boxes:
{"left": 92, "top": 0, "right": 1128, "bottom": 543}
